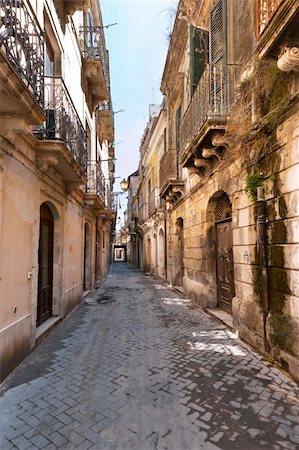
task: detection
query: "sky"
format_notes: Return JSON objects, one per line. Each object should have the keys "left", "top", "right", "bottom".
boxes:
{"left": 101, "top": 0, "right": 178, "bottom": 206}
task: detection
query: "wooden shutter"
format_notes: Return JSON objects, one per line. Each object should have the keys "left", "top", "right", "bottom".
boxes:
{"left": 190, "top": 25, "right": 209, "bottom": 96}
{"left": 175, "top": 105, "right": 182, "bottom": 151}
{"left": 209, "top": 0, "right": 227, "bottom": 64}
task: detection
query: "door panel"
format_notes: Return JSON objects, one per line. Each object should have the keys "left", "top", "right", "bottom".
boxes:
{"left": 37, "top": 204, "right": 54, "bottom": 326}
{"left": 216, "top": 220, "right": 234, "bottom": 312}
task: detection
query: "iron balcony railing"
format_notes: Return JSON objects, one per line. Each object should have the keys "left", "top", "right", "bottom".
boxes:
{"left": 105, "top": 185, "right": 114, "bottom": 210}
{"left": 0, "top": 0, "right": 44, "bottom": 107}
{"left": 98, "top": 99, "right": 114, "bottom": 131}
{"left": 159, "top": 148, "right": 177, "bottom": 193}
{"left": 79, "top": 25, "right": 109, "bottom": 90}
{"left": 138, "top": 202, "right": 148, "bottom": 222}
{"left": 86, "top": 160, "right": 106, "bottom": 200}
{"left": 256, "top": 0, "right": 284, "bottom": 36}
{"left": 149, "top": 187, "right": 161, "bottom": 215}
{"left": 180, "top": 63, "right": 241, "bottom": 158}
{"left": 34, "top": 77, "right": 87, "bottom": 172}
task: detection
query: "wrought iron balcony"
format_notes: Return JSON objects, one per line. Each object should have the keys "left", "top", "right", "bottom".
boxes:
{"left": 138, "top": 202, "right": 148, "bottom": 222}
{"left": 86, "top": 161, "right": 106, "bottom": 200}
{"left": 34, "top": 77, "right": 87, "bottom": 172}
{"left": 79, "top": 25, "right": 110, "bottom": 107}
{"left": 255, "top": 0, "right": 299, "bottom": 58}
{"left": 97, "top": 100, "right": 114, "bottom": 143}
{"left": 256, "top": 0, "right": 285, "bottom": 36}
{"left": 159, "top": 148, "right": 184, "bottom": 203}
{"left": 0, "top": 0, "right": 44, "bottom": 107}
{"left": 105, "top": 186, "right": 114, "bottom": 210}
{"left": 179, "top": 63, "right": 241, "bottom": 165}
{"left": 149, "top": 188, "right": 162, "bottom": 215}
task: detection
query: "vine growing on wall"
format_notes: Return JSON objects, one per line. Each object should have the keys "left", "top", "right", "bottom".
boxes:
{"left": 245, "top": 174, "right": 263, "bottom": 200}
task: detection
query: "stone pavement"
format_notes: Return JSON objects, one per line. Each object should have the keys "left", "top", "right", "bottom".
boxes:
{"left": 0, "top": 263, "right": 298, "bottom": 450}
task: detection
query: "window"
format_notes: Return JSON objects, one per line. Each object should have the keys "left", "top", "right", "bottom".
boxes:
{"left": 190, "top": 26, "right": 209, "bottom": 96}
{"left": 45, "top": 38, "right": 54, "bottom": 78}
{"left": 209, "top": 0, "right": 227, "bottom": 65}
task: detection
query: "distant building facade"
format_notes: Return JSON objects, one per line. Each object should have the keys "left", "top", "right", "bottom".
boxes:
{"left": 134, "top": 0, "right": 299, "bottom": 381}
{"left": 0, "top": 0, "right": 115, "bottom": 381}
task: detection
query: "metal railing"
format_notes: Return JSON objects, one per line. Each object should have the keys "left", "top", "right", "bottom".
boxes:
{"left": 0, "top": 0, "right": 44, "bottom": 107}
{"left": 159, "top": 149, "right": 177, "bottom": 193}
{"left": 149, "top": 187, "right": 161, "bottom": 215}
{"left": 79, "top": 25, "right": 109, "bottom": 91}
{"left": 97, "top": 99, "right": 114, "bottom": 140}
{"left": 34, "top": 77, "right": 87, "bottom": 172}
{"left": 256, "top": 0, "right": 284, "bottom": 36}
{"left": 105, "top": 185, "right": 114, "bottom": 210}
{"left": 138, "top": 202, "right": 148, "bottom": 222}
{"left": 180, "top": 63, "right": 241, "bottom": 158}
{"left": 86, "top": 160, "right": 106, "bottom": 200}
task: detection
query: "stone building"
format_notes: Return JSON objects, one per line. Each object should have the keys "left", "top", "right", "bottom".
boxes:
{"left": 133, "top": 104, "right": 167, "bottom": 277}
{"left": 0, "top": 0, "right": 115, "bottom": 382}
{"left": 137, "top": 0, "right": 298, "bottom": 381}
{"left": 125, "top": 169, "right": 140, "bottom": 266}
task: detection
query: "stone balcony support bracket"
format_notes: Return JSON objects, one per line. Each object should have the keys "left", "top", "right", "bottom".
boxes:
{"left": 277, "top": 46, "right": 299, "bottom": 72}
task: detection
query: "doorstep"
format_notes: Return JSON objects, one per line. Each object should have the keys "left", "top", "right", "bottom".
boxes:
{"left": 83, "top": 290, "right": 91, "bottom": 298}
{"left": 173, "top": 285, "right": 184, "bottom": 294}
{"left": 205, "top": 308, "right": 234, "bottom": 330}
{"left": 35, "top": 316, "right": 62, "bottom": 346}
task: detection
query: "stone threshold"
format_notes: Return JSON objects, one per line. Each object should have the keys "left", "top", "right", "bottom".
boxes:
{"left": 83, "top": 290, "right": 91, "bottom": 298}
{"left": 205, "top": 308, "right": 234, "bottom": 330}
{"left": 35, "top": 316, "right": 62, "bottom": 346}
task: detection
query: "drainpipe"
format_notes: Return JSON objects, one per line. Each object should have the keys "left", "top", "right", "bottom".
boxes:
{"left": 256, "top": 186, "right": 270, "bottom": 352}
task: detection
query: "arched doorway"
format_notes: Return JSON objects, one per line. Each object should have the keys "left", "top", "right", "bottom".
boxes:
{"left": 215, "top": 194, "right": 234, "bottom": 312}
{"left": 147, "top": 237, "right": 151, "bottom": 271}
{"left": 37, "top": 203, "right": 54, "bottom": 326}
{"left": 174, "top": 218, "right": 184, "bottom": 286}
{"left": 158, "top": 228, "right": 165, "bottom": 277}
{"left": 84, "top": 223, "right": 91, "bottom": 290}
{"left": 152, "top": 234, "right": 157, "bottom": 272}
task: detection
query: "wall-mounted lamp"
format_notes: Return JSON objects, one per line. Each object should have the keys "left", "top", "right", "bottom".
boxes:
{"left": 120, "top": 178, "right": 128, "bottom": 192}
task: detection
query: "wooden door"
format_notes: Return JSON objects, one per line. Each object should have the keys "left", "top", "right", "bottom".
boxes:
{"left": 216, "top": 219, "right": 234, "bottom": 312}
{"left": 37, "top": 204, "right": 54, "bottom": 326}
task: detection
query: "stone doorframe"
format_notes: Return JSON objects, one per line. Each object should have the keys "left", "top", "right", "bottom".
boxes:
{"left": 206, "top": 190, "right": 234, "bottom": 308}
{"left": 83, "top": 222, "right": 92, "bottom": 290}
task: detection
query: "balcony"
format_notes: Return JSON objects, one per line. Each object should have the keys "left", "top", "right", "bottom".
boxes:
{"left": 137, "top": 202, "right": 147, "bottom": 223}
{"left": 0, "top": 0, "right": 44, "bottom": 127}
{"left": 64, "top": 1, "right": 91, "bottom": 17}
{"left": 179, "top": 63, "right": 241, "bottom": 169}
{"left": 86, "top": 161, "right": 106, "bottom": 200}
{"left": 159, "top": 149, "right": 184, "bottom": 202}
{"left": 34, "top": 77, "right": 87, "bottom": 189}
{"left": 85, "top": 161, "right": 114, "bottom": 218}
{"left": 255, "top": 0, "right": 299, "bottom": 58}
{"left": 79, "top": 25, "right": 110, "bottom": 111}
{"left": 97, "top": 101, "right": 114, "bottom": 143}
{"left": 149, "top": 188, "right": 163, "bottom": 215}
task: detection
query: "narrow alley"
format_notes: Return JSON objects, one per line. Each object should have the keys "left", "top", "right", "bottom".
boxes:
{"left": 0, "top": 263, "right": 298, "bottom": 450}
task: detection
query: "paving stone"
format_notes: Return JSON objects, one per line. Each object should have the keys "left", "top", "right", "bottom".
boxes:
{"left": 11, "top": 435, "right": 32, "bottom": 450}
{"left": 0, "top": 263, "right": 298, "bottom": 450}
{"left": 29, "top": 433, "right": 50, "bottom": 449}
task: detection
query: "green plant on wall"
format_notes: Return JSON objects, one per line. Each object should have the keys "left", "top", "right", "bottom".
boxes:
{"left": 246, "top": 174, "right": 263, "bottom": 200}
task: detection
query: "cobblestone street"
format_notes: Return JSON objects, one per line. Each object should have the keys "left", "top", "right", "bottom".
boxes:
{"left": 0, "top": 263, "right": 298, "bottom": 450}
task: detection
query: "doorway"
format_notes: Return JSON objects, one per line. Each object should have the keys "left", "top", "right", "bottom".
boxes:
{"left": 175, "top": 218, "right": 184, "bottom": 286}
{"left": 215, "top": 195, "right": 234, "bottom": 312}
{"left": 37, "top": 203, "right": 54, "bottom": 326}
{"left": 84, "top": 223, "right": 91, "bottom": 290}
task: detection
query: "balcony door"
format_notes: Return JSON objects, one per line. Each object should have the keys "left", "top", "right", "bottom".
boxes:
{"left": 37, "top": 203, "right": 54, "bottom": 326}
{"left": 209, "top": 0, "right": 227, "bottom": 114}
